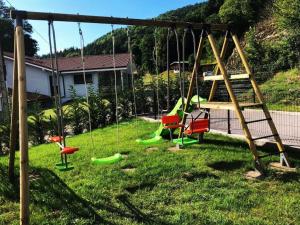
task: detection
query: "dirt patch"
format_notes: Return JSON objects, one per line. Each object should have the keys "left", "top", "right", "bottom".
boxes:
{"left": 121, "top": 164, "right": 136, "bottom": 173}
{"left": 145, "top": 147, "right": 159, "bottom": 153}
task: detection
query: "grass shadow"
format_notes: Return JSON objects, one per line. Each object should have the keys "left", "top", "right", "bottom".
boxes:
{"left": 207, "top": 160, "right": 246, "bottom": 171}
{"left": 29, "top": 168, "right": 110, "bottom": 224}
{"left": 269, "top": 171, "right": 300, "bottom": 183}
{"left": 125, "top": 182, "right": 156, "bottom": 194}
{"left": 116, "top": 194, "right": 171, "bottom": 225}
{"left": 182, "top": 171, "right": 219, "bottom": 182}
{"left": 204, "top": 138, "right": 249, "bottom": 150}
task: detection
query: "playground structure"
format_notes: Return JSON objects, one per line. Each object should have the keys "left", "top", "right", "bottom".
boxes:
{"left": 8, "top": 10, "right": 295, "bottom": 225}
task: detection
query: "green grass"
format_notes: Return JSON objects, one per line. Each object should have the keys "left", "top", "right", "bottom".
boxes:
{"left": 0, "top": 120, "right": 300, "bottom": 225}
{"left": 260, "top": 68, "right": 300, "bottom": 112}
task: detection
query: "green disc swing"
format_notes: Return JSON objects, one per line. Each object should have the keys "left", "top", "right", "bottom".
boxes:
{"left": 77, "top": 24, "right": 123, "bottom": 165}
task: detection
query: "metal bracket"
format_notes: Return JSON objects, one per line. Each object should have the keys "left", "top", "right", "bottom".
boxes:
{"left": 280, "top": 152, "right": 292, "bottom": 168}
{"left": 254, "top": 159, "right": 265, "bottom": 175}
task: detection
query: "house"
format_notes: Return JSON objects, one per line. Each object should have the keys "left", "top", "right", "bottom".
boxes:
{"left": 3, "top": 53, "right": 136, "bottom": 103}
{"left": 170, "top": 61, "right": 189, "bottom": 73}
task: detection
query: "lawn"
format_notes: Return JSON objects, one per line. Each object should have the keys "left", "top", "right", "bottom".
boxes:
{"left": 260, "top": 68, "right": 300, "bottom": 112}
{"left": 0, "top": 119, "right": 300, "bottom": 225}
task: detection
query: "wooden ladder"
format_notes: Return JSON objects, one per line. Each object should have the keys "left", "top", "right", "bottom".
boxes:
{"left": 180, "top": 28, "right": 293, "bottom": 173}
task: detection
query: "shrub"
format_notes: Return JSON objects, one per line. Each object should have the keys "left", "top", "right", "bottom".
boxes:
{"left": 28, "top": 102, "right": 49, "bottom": 145}
{"left": 66, "top": 86, "right": 87, "bottom": 135}
{"left": 0, "top": 119, "right": 10, "bottom": 154}
{"left": 86, "top": 87, "right": 109, "bottom": 128}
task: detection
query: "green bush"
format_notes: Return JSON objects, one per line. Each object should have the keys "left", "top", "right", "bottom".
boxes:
{"left": 219, "top": 0, "right": 263, "bottom": 32}
{"left": 0, "top": 120, "right": 10, "bottom": 154}
{"left": 87, "top": 87, "right": 109, "bottom": 129}
{"left": 28, "top": 102, "right": 50, "bottom": 145}
{"left": 66, "top": 86, "right": 87, "bottom": 135}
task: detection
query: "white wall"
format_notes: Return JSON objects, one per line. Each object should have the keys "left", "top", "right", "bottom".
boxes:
{"left": 5, "top": 58, "right": 52, "bottom": 97}
{"left": 62, "top": 72, "right": 99, "bottom": 100}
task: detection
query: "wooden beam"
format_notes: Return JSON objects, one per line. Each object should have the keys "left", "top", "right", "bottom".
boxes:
{"left": 10, "top": 10, "right": 228, "bottom": 31}
{"left": 179, "top": 32, "right": 205, "bottom": 137}
{"left": 201, "top": 73, "right": 249, "bottom": 81}
{"left": 199, "top": 102, "right": 263, "bottom": 110}
{"left": 208, "top": 32, "right": 230, "bottom": 102}
{"left": 16, "top": 21, "right": 30, "bottom": 225}
{"left": 207, "top": 32, "right": 260, "bottom": 161}
{"left": 8, "top": 33, "right": 19, "bottom": 182}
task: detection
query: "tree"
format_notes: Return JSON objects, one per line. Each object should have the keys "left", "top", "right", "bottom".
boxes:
{"left": 275, "top": 0, "right": 300, "bottom": 34}
{"left": 0, "top": 0, "right": 38, "bottom": 56}
{"left": 219, "top": 0, "right": 263, "bottom": 33}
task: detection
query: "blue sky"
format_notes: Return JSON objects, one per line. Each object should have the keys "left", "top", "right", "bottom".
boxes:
{"left": 8, "top": 0, "right": 202, "bottom": 55}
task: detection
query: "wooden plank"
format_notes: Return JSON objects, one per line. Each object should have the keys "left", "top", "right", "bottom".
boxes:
{"left": 201, "top": 73, "right": 249, "bottom": 81}
{"left": 10, "top": 10, "right": 228, "bottom": 31}
{"left": 199, "top": 102, "right": 263, "bottom": 110}
{"left": 16, "top": 24, "right": 30, "bottom": 225}
{"left": 208, "top": 32, "right": 229, "bottom": 101}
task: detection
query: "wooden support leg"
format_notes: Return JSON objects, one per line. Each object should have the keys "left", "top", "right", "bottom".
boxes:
{"left": 16, "top": 19, "right": 30, "bottom": 225}
{"left": 207, "top": 31, "right": 264, "bottom": 173}
{"left": 231, "top": 34, "right": 292, "bottom": 168}
{"left": 208, "top": 31, "right": 230, "bottom": 102}
{"left": 8, "top": 33, "right": 19, "bottom": 182}
{"left": 179, "top": 31, "right": 205, "bottom": 138}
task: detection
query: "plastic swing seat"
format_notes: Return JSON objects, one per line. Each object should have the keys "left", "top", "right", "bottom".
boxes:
{"left": 162, "top": 114, "right": 184, "bottom": 129}
{"left": 184, "top": 119, "right": 209, "bottom": 135}
{"left": 173, "top": 118, "right": 210, "bottom": 147}
{"left": 61, "top": 146, "right": 79, "bottom": 155}
{"left": 49, "top": 136, "right": 63, "bottom": 143}
{"left": 161, "top": 114, "right": 184, "bottom": 141}
{"left": 91, "top": 153, "right": 123, "bottom": 165}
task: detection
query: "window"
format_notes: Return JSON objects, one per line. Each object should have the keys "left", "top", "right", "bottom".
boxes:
{"left": 73, "top": 73, "right": 93, "bottom": 84}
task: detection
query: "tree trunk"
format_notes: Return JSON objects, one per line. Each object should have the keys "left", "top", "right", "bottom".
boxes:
{"left": 0, "top": 36, "right": 9, "bottom": 122}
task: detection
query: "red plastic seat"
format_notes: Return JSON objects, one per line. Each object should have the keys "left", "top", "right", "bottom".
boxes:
{"left": 49, "top": 136, "right": 63, "bottom": 143}
{"left": 61, "top": 147, "right": 79, "bottom": 155}
{"left": 184, "top": 119, "right": 209, "bottom": 135}
{"left": 162, "top": 114, "right": 184, "bottom": 129}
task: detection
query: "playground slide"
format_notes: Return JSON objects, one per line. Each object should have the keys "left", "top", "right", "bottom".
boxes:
{"left": 136, "top": 95, "right": 206, "bottom": 144}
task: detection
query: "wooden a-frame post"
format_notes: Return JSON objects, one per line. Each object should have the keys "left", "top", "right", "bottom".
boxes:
{"left": 231, "top": 34, "right": 291, "bottom": 167}
{"left": 206, "top": 31, "right": 261, "bottom": 164}
{"left": 15, "top": 16, "right": 30, "bottom": 225}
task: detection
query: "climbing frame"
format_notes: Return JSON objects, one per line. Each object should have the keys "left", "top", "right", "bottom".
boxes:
{"left": 180, "top": 26, "right": 294, "bottom": 174}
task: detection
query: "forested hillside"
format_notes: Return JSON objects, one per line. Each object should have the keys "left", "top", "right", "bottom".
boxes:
{"left": 48, "top": 0, "right": 300, "bottom": 75}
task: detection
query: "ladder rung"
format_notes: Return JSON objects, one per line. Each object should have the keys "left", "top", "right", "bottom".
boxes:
{"left": 245, "top": 118, "right": 272, "bottom": 124}
{"left": 251, "top": 134, "right": 279, "bottom": 141}
{"left": 201, "top": 73, "right": 249, "bottom": 81}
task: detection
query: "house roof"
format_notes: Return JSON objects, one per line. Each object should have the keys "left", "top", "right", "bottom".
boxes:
{"left": 4, "top": 52, "right": 131, "bottom": 72}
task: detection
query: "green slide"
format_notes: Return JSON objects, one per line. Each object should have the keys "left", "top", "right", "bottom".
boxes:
{"left": 136, "top": 95, "right": 206, "bottom": 145}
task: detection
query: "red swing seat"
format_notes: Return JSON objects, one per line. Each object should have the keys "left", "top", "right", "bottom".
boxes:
{"left": 162, "top": 114, "right": 184, "bottom": 129}
{"left": 61, "top": 146, "right": 79, "bottom": 155}
{"left": 184, "top": 119, "right": 209, "bottom": 135}
{"left": 49, "top": 136, "right": 64, "bottom": 143}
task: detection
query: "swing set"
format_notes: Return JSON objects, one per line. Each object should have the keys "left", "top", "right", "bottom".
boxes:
{"left": 9, "top": 10, "right": 295, "bottom": 224}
